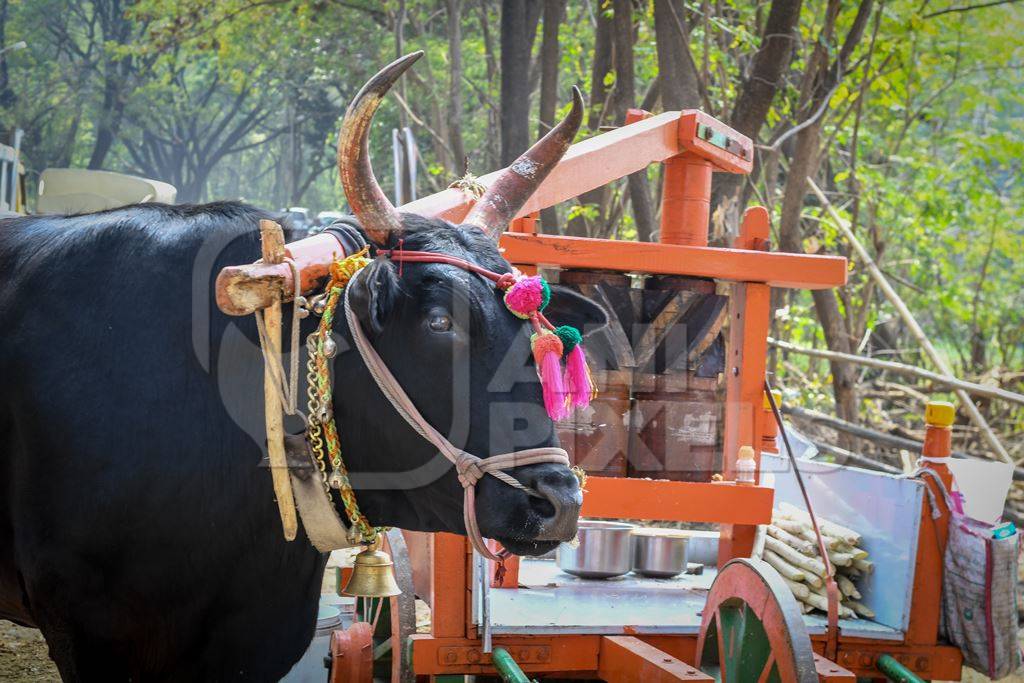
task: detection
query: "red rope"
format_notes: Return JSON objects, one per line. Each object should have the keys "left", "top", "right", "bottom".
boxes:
{"left": 376, "top": 249, "right": 511, "bottom": 285}
{"left": 764, "top": 378, "right": 842, "bottom": 660}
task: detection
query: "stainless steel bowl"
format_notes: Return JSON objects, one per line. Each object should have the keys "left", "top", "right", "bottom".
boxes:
{"left": 556, "top": 521, "right": 635, "bottom": 579}
{"left": 631, "top": 528, "right": 689, "bottom": 578}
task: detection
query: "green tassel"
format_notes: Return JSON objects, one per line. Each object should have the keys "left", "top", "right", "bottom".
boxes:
{"left": 554, "top": 325, "right": 582, "bottom": 355}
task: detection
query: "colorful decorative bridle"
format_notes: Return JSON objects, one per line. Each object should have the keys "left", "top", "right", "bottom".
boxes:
{"left": 292, "top": 50, "right": 589, "bottom": 562}
{"left": 304, "top": 245, "right": 593, "bottom": 561}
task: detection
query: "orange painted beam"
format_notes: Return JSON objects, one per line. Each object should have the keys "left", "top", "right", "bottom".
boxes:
{"left": 598, "top": 636, "right": 713, "bottom": 682}
{"left": 499, "top": 233, "right": 847, "bottom": 290}
{"left": 579, "top": 477, "right": 773, "bottom": 525}
{"left": 409, "top": 634, "right": 602, "bottom": 676}
{"left": 430, "top": 533, "right": 468, "bottom": 638}
{"left": 402, "top": 111, "right": 690, "bottom": 224}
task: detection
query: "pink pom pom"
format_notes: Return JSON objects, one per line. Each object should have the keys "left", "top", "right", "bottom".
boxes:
{"left": 538, "top": 349, "right": 568, "bottom": 421}
{"left": 503, "top": 276, "right": 547, "bottom": 319}
{"left": 564, "top": 344, "right": 593, "bottom": 409}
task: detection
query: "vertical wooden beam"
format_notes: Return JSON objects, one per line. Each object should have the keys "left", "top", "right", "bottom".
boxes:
{"left": 259, "top": 219, "right": 298, "bottom": 541}
{"left": 430, "top": 533, "right": 468, "bottom": 638}
{"left": 719, "top": 208, "right": 772, "bottom": 563}
{"left": 905, "top": 403, "right": 954, "bottom": 645}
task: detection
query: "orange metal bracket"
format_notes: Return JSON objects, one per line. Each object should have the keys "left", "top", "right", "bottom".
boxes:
{"left": 597, "top": 636, "right": 713, "bottom": 682}
{"left": 813, "top": 653, "right": 856, "bottom": 681}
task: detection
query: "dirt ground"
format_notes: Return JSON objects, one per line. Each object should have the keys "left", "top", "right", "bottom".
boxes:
{"left": 0, "top": 620, "right": 59, "bottom": 682}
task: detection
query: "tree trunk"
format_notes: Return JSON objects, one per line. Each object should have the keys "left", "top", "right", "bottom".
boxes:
{"left": 587, "top": 2, "right": 614, "bottom": 130}
{"left": 0, "top": 0, "right": 13, "bottom": 108}
{"left": 652, "top": 0, "right": 700, "bottom": 110}
{"left": 711, "top": 0, "right": 804, "bottom": 231}
{"left": 612, "top": 0, "right": 654, "bottom": 242}
{"left": 537, "top": 0, "right": 566, "bottom": 232}
{"left": 567, "top": 2, "right": 614, "bottom": 237}
{"left": 447, "top": 0, "right": 466, "bottom": 171}
{"left": 776, "top": 0, "right": 875, "bottom": 432}
{"left": 499, "top": 0, "right": 541, "bottom": 165}
{"left": 476, "top": 0, "right": 500, "bottom": 169}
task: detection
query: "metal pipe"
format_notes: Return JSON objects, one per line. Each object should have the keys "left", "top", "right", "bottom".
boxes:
{"left": 876, "top": 654, "right": 926, "bottom": 683}
{"left": 492, "top": 647, "right": 532, "bottom": 683}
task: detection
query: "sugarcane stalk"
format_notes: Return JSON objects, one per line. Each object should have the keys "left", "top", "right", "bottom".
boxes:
{"left": 767, "top": 525, "right": 816, "bottom": 555}
{"left": 845, "top": 600, "right": 875, "bottom": 619}
{"left": 853, "top": 558, "right": 874, "bottom": 574}
{"left": 764, "top": 536, "right": 826, "bottom": 577}
{"left": 783, "top": 576, "right": 811, "bottom": 600}
{"left": 836, "top": 574, "right": 861, "bottom": 599}
{"left": 763, "top": 549, "right": 807, "bottom": 582}
{"left": 779, "top": 503, "right": 862, "bottom": 545}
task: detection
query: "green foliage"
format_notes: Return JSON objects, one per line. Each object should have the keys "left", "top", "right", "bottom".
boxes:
{"left": 1, "top": 0, "right": 1021, "bottom": 421}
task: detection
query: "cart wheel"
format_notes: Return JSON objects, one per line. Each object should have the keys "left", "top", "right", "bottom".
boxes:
{"left": 329, "top": 622, "right": 373, "bottom": 683}
{"left": 695, "top": 558, "right": 818, "bottom": 683}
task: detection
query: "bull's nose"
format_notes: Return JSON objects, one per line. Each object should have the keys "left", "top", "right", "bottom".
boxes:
{"left": 529, "top": 468, "right": 583, "bottom": 541}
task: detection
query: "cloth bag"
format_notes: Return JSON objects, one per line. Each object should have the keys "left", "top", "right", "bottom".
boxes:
{"left": 939, "top": 486, "right": 1022, "bottom": 678}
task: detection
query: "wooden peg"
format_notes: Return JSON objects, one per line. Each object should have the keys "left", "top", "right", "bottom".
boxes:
{"left": 259, "top": 219, "right": 298, "bottom": 541}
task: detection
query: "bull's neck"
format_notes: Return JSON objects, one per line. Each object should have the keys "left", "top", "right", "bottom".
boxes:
{"left": 327, "top": 339, "right": 463, "bottom": 532}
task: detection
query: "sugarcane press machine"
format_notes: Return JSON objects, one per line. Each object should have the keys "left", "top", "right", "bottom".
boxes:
{"left": 217, "top": 109, "right": 964, "bottom": 682}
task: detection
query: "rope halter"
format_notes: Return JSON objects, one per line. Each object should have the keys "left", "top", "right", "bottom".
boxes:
{"left": 313, "top": 248, "right": 594, "bottom": 561}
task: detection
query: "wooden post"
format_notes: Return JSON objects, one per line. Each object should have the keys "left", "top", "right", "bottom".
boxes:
{"left": 260, "top": 219, "right": 298, "bottom": 541}
{"left": 719, "top": 207, "right": 772, "bottom": 564}
{"left": 807, "top": 179, "right": 1011, "bottom": 465}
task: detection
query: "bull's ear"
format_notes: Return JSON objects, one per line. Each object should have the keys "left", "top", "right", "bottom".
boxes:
{"left": 545, "top": 285, "right": 609, "bottom": 337}
{"left": 346, "top": 259, "right": 400, "bottom": 336}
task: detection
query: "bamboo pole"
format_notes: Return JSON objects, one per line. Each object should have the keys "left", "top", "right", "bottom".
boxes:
{"left": 768, "top": 337, "right": 1024, "bottom": 407}
{"left": 807, "top": 178, "right": 1012, "bottom": 464}
{"left": 260, "top": 220, "right": 299, "bottom": 541}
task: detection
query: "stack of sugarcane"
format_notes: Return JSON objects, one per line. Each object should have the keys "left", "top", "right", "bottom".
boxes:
{"left": 756, "top": 503, "right": 875, "bottom": 620}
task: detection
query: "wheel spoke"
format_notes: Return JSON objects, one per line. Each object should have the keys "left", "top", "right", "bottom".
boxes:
{"left": 756, "top": 653, "right": 777, "bottom": 683}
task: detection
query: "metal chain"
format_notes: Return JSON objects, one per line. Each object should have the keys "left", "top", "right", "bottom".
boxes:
{"left": 303, "top": 249, "right": 379, "bottom": 544}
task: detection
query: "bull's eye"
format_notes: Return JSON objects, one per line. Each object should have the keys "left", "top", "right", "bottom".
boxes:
{"left": 428, "top": 313, "right": 452, "bottom": 333}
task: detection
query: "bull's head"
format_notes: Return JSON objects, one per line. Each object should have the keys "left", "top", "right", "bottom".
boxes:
{"left": 328, "top": 52, "right": 605, "bottom": 556}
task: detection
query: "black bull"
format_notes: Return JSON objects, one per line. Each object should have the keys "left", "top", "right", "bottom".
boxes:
{"left": 0, "top": 201, "right": 604, "bottom": 680}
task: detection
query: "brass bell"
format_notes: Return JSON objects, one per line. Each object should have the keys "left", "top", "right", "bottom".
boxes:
{"left": 343, "top": 540, "right": 401, "bottom": 598}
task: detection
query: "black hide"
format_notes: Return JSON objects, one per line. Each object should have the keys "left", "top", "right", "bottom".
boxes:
{"left": 0, "top": 203, "right": 605, "bottom": 681}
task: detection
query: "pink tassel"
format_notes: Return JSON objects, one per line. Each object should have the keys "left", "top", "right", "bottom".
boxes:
{"left": 564, "top": 344, "right": 593, "bottom": 409}
{"left": 539, "top": 350, "right": 568, "bottom": 421}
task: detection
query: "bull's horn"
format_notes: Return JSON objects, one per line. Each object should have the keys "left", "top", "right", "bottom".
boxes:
{"left": 463, "top": 85, "right": 583, "bottom": 240}
{"left": 338, "top": 51, "right": 423, "bottom": 245}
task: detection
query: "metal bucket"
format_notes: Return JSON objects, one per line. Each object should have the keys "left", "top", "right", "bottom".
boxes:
{"left": 556, "top": 521, "right": 635, "bottom": 579}
{"left": 631, "top": 528, "right": 689, "bottom": 578}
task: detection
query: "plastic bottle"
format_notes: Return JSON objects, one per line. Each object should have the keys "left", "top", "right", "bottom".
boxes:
{"left": 736, "top": 445, "right": 756, "bottom": 485}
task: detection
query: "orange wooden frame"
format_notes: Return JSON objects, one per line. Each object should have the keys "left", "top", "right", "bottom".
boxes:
{"left": 398, "top": 110, "right": 955, "bottom": 680}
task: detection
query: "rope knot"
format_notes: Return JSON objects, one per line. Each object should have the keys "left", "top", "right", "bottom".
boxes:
{"left": 455, "top": 453, "right": 484, "bottom": 488}
{"left": 495, "top": 272, "right": 517, "bottom": 291}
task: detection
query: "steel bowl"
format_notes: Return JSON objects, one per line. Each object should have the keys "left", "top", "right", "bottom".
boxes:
{"left": 556, "top": 521, "right": 635, "bottom": 579}
{"left": 631, "top": 528, "right": 690, "bottom": 578}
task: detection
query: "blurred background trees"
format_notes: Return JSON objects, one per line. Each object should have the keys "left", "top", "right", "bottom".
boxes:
{"left": 1, "top": 0, "right": 1021, "bottom": 461}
